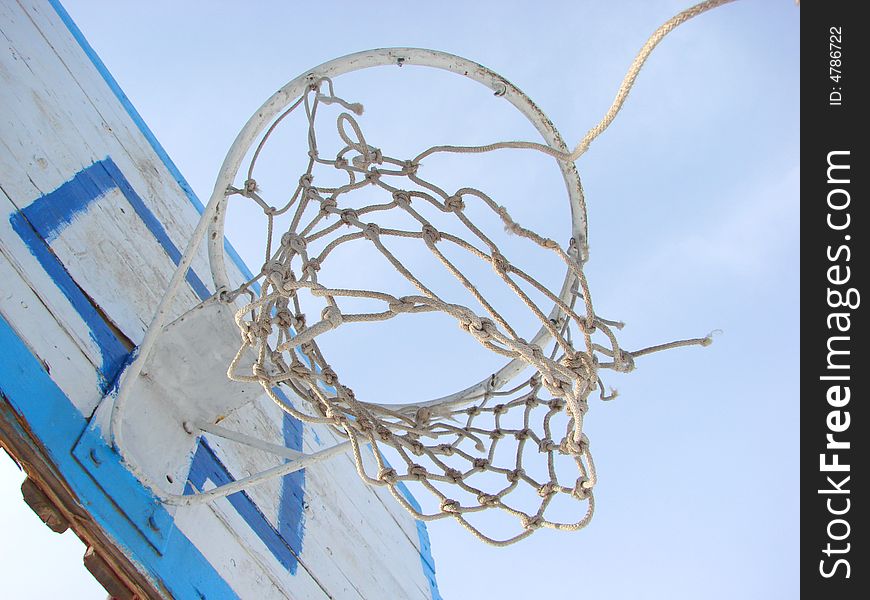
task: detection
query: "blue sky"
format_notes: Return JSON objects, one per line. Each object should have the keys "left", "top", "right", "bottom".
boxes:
{"left": 1, "top": 1, "right": 799, "bottom": 598}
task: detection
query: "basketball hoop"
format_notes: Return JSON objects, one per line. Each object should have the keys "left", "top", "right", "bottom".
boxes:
{"left": 100, "top": 0, "right": 735, "bottom": 546}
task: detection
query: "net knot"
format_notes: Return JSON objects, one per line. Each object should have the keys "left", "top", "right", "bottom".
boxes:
{"left": 243, "top": 178, "right": 258, "bottom": 196}
{"left": 321, "top": 306, "right": 343, "bottom": 328}
{"left": 333, "top": 157, "right": 348, "bottom": 169}
{"left": 514, "top": 428, "right": 531, "bottom": 441}
{"left": 560, "top": 435, "right": 588, "bottom": 456}
{"left": 298, "top": 173, "right": 313, "bottom": 188}
{"left": 407, "top": 440, "right": 425, "bottom": 456}
{"left": 274, "top": 310, "right": 297, "bottom": 329}
{"left": 489, "top": 428, "right": 504, "bottom": 440}
{"left": 444, "top": 195, "right": 465, "bottom": 212}
{"left": 325, "top": 406, "right": 349, "bottom": 426}
{"left": 320, "top": 197, "right": 338, "bottom": 214}
{"left": 562, "top": 352, "right": 592, "bottom": 372}
{"left": 340, "top": 209, "right": 359, "bottom": 225}
{"left": 268, "top": 271, "right": 296, "bottom": 293}
{"left": 538, "top": 438, "right": 557, "bottom": 453}
{"left": 263, "top": 257, "right": 287, "bottom": 275}
{"left": 437, "top": 444, "right": 455, "bottom": 456}
{"left": 491, "top": 251, "right": 509, "bottom": 274}
{"left": 466, "top": 405, "right": 481, "bottom": 417}
{"left": 573, "top": 476, "right": 593, "bottom": 500}
{"left": 392, "top": 190, "right": 411, "bottom": 208}
{"left": 422, "top": 224, "right": 441, "bottom": 244}
{"left": 408, "top": 464, "right": 428, "bottom": 480}
{"left": 252, "top": 362, "right": 269, "bottom": 380}
{"left": 388, "top": 297, "right": 417, "bottom": 314}
{"left": 378, "top": 468, "right": 398, "bottom": 485}
{"left": 320, "top": 366, "right": 337, "bottom": 386}
{"left": 302, "top": 257, "right": 321, "bottom": 275}
{"left": 281, "top": 232, "right": 307, "bottom": 254}
{"left": 246, "top": 320, "right": 273, "bottom": 341}
{"left": 464, "top": 317, "right": 497, "bottom": 342}
{"left": 538, "top": 482, "right": 557, "bottom": 498}
{"left": 290, "top": 359, "right": 311, "bottom": 378}
{"left": 402, "top": 160, "right": 418, "bottom": 175}
{"left": 492, "top": 404, "right": 507, "bottom": 416}
{"left": 376, "top": 426, "right": 393, "bottom": 442}
{"left": 351, "top": 148, "right": 382, "bottom": 169}
{"left": 440, "top": 499, "right": 460, "bottom": 514}
{"left": 472, "top": 458, "right": 490, "bottom": 470}
{"left": 507, "top": 468, "right": 525, "bottom": 483}
{"left": 477, "top": 493, "right": 499, "bottom": 507}
{"left": 364, "top": 168, "right": 381, "bottom": 183}
{"left": 548, "top": 398, "right": 566, "bottom": 411}
{"left": 520, "top": 515, "right": 543, "bottom": 530}
{"left": 615, "top": 349, "right": 636, "bottom": 373}
{"left": 444, "top": 468, "right": 463, "bottom": 484}
{"left": 363, "top": 223, "right": 381, "bottom": 240}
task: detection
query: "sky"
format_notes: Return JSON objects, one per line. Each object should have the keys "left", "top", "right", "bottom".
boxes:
{"left": 1, "top": 1, "right": 799, "bottom": 598}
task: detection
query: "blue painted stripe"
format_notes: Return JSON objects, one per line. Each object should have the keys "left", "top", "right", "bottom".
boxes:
{"left": 185, "top": 439, "right": 302, "bottom": 574}
{"left": 0, "top": 312, "right": 239, "bottom": 600}
{"left": 72, "top": 425, "right": 175, "bottom": 553}
{"left": 9, "top": 211, "right": 129, "bottom": 391}
{"left": 394, "top": 481, "right": 443, "bottom": 600}
{"left": 9, "top": 131, "right": 311, "bottom": 590}
{"left": 277, "top": 390, "right": 306, "bottom": 563}
{"left": 18, "top": 161, "right": 115, "bottom": 243}
{"left": 17, "top": 158, "right": 210, "bottom": 300}
{"left": 9, "top": 158, "right": 213, "bottom": 390}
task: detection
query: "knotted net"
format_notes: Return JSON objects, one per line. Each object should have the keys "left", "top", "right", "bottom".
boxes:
{"left": 220, "top": 76, "right": 711, "bottom": 545}
{"left": 212, "top": 0, "right": 736, "bottom": 545}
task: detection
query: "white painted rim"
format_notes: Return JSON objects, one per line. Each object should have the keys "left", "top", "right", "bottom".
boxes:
{"left": 206, "top": 48, "right": 587, "bottom": 408}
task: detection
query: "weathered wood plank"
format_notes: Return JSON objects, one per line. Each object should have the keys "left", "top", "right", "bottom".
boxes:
{"left": 0, "top": 246, "right": 101, "bottom": 411}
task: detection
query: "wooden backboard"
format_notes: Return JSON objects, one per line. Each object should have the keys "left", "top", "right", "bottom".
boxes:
{"left": 0, "top": 1, "right": 440, "bottom": 598}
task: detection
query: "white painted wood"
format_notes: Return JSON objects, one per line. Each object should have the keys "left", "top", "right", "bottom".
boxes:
{"left": 0, "top": 244, "right": 101, "bottom": 408}
{"left": 211, "top": 403, "right": 430, "bottom": 599}
{"left": 172, "top": 497, "right": 332, "bottom": 600}
{"left": 0, "top": 192, "right": 107, "bottom": 409}
{"left": 49, "top": 186, "right": 202, "bottom": 341}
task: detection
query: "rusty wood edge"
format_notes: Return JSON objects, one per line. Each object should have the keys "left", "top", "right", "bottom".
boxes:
{"left": 0, "top": 397, "right": 167, "bottom": 600}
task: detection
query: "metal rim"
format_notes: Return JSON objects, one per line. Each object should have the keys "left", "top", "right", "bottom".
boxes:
{"left": 206, "top": 47, "right": 588, "bottom": 408}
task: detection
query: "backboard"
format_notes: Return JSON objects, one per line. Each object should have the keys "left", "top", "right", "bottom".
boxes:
{"left": 0, "top": 1, "right": 440, "bottom": 598}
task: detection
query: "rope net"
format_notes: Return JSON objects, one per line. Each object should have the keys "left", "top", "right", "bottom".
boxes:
{"left": 221, "top": 77, "right": 711, "bottom": 545}
{"left": 216, "top": 0, "right": 737, "bottom": 545}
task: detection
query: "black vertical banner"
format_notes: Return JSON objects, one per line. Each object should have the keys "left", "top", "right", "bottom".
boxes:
{"left": 803, "top": 2, "right": 866, "bottom": 597}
